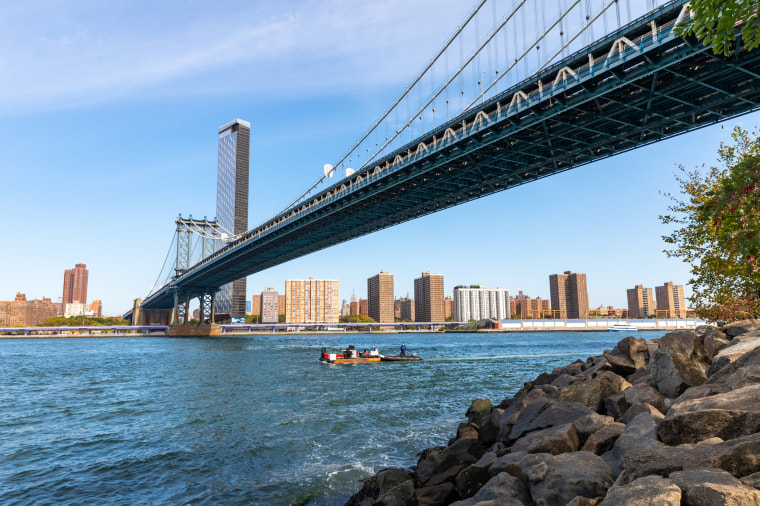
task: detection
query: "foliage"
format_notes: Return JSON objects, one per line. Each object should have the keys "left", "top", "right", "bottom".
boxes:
{"left": 339, "top": 314, "right": 376, "bottom": 324}
{"left": 660, "top": 126, "right": 760, "bottom": 321}
{"left": 676, "top": 0, "right": 759, "bottom": 56}
{"left": 38, "top": 316, "right": 129, "bottom": 327}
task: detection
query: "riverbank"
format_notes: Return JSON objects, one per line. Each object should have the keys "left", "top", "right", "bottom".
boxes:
{"left": 347, "top": 321, "right": 760, "bottom": 505}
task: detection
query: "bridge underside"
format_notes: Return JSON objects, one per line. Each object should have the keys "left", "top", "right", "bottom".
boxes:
{"left": 132, "top": 1, "right": 760, "bottom": 314}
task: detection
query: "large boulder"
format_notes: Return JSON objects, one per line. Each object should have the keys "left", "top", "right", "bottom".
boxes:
{"left": 415, "top": 447, "right": 448, "bottom": 485}
{"left": 559, "top": 371, "right": 631, "bottom": 413}
{"left": 724, "top": 320, "right": 760, "bottom": 337}
{"left": 509, "top": 399, "right": 594, "bottom": 442}
{"left": 707, "top": 338, "right": 760, "bottom": 378}
{"left": 497, "top": 389, "right": 549, "bottom": 441}
{"left": 685, "top": 431, "right": 760, "bottom": 478}
{"left": 602, "top": 412, "right": 661, "bottom": 478}
{"left": 623, "top": 383, "right": 666, "bottom": 414}
{"left": 510, "top": 423, "right": 579, "bottom": 455}
{"left": 415, "top": 482, "right": 458, "bottom": 506}
{"left": 622, "top": 441, "right": 692, "bottom": 483}
{"left": 657, "top": 384, "right": 760, "bottom": 445}
{"left": 454, "top": 452, "right": 497, "bottom": 499}
{"left": 581, "top": 422, "right": 626, "bottom": 455}
{"left": 375, "top": 480, "right": 416, "bottom": 506}
{"left": 660, "top": 330, "right": 709, "bottom": 366}
{"left": 598, "top": 475, "right": 681, "bottom": 505}
{"left": 520, "top": 452, "right": 613, "bottom": 506}
{"left": 376, "top": 468, "right": 414, "bottom": 497}
{"left": 450, "top": 472, "right": 529, "bottom": 506}
{"left": 423, "top": 438, "right": 486, "bottom": 487}
{"left": 466, "top": 399, "right": 493, "bottom": 423}
{"left": 704, "top": 331, "right": 730, "bottom": 359}
{"left": 669, "top": 468, "right": 760, "bottom": 505}
{"left": 488, "top": 452, "right": 526, "bottom": 481}
{"left": 476, "top": 408, "right": 503, "bottom": 445}
{"left": 572, "top": 412, "right": 615, "bottom": 446}
{"left": 618, "top": 403, "right": 665, "bottom": 425}
{"left": 649, "top": 348, "right": 707, "bottom": 398}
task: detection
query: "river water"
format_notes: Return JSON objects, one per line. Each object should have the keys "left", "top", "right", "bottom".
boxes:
{"left": 0, "top": 331, "right": 665, "bottom": 505}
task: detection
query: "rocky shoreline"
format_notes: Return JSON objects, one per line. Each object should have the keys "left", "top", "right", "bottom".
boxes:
{"left": 346, "top": 321, "right": 760, "bottom": 505}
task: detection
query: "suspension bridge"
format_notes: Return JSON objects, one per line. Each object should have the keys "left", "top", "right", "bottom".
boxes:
{"left": 125, "top": 0, "right": 760, "bottom": 327}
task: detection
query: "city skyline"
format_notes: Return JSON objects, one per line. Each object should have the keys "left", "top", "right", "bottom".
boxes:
{"left": 2, "top": 1, "right": 756, "bottom": 314}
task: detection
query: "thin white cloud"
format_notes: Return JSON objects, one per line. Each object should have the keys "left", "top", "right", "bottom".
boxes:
{"left": 0, "top": 0, "right": 469, "bottom": 113}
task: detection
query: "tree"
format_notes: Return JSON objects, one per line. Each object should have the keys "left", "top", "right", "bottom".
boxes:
{"left": 339, "top": 314, "right": 376, "bottom": 324}
{"left": 660, "top": 126, "right": 760, "bottom": 321}
{"left": 676, "top": 0, "right": 759, "bottom": 56}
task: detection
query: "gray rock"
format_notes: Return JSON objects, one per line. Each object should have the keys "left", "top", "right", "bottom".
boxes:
{"left": 740, "top": 471, "right": 760, "bottom": 489}
{"left": 511, "top": 423, "right": 579, "bottom": 455}
{"left": 618, "top": 403, "right": 665, "bottom": 425}
{"left": 685, "top": 430, "right": 760, "bottom": 478}
{"left": 623, "top": 383, "right": 666, "bottom": 414}
{"left": 509, "top": 399, "right": 594, "bottom": 442}
{"left": 415, "top": 447, "right": 447, "bottom": 485}
{"left": 601, "top": 412, "right": 660, "bottom": 478}
{"left": 603, "top": 392, "right": 628, "bottom": 420}
{"left": 418, "top": 438, "right": 486, "bottom": 487}
{"left": 497, "top": 389, "right": 548, "bottom": 442}
{"left": 696, "top": 324, "right": 718, "bottom": 337}
{"left": 375, "top": 480, "right": 415, "bottom": 506}
{"left": 488, "top": 452, "right": 526, "bottom": 480}
{"left": 450, "top": 472, "right": 529, "bottom": 506}
{"left": 660, "top": 330, "right": 708, "bottom": 365}
{"left": 704, "top": 331, "right": 730, "bottom": 359}
{"left": 657, "top": 384, "right": 760, "bottom": 445}
{"left": 622, "top": 442, "right": 691, "bottom": 483}
{"left": 572, "top": 412, "right": 615, "bottom": 446}
{"left": 477, "top": 408, "right": 503, "bottom": 445}
{"left": 457, "top": 423, "right": 479, "bottom": 440}
{"left": 559, "top": 371, "right": 631, "bottom": 413}
{"left": 627, "top": 367, "right": 652, "bottom": 385}
{"left": 708, "top": 338, "right": 760, "bottom": 377}
{"left": 598, "top": 475, "right": 681, "bottom": 505}
{"left": 724, "top": 320, "right": 760, "bottom": 337}
{"left": 551, "top": 373, "right": 576, "bottom": 389}
{"left": 553, "top": 360, "right": 585, "bottom": 376}
{"left": 581, "top": 422, "right": 626, "bottom": 455}
{"left": 674, "top": 383, "right": 732, "bottom": 402}
{"left": 669, "top": 468, "right": 760, "bottom": 505}
{"left": 454, "top": 452, "right": 496, "bottom": 499}
{"left": 606, "top": 336, "right": 650, "bottom": 375}
{"left": 520, "top": 452, "right": 613, "bottom": 506}
{"left": 649, "top": 348, "right": 707, "bottom": 398}
{"left": 564, "top": 497, "right": 599, "bottom": 506}
{"left": 706, "top": 344, "right": 760, "bottom": 386}
{"left": 376, "top": 468, "right": 413, "bottom": 496}
{"left": 466, "top": 399, "right": 493, "bottom": 422}
{"left": 729, "top": 331, "right": 760, "bottom": 346}
{"left": 414, "top": 482, "right": 458, "bottom": 506}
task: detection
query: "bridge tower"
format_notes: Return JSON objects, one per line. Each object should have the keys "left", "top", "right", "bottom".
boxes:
{"left": 172, "top": 216, "right": 221, "bottom": 324}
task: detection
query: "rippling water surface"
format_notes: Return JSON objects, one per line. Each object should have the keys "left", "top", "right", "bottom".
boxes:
{"left": 0, "top": 331, "right": 664, "bottom": 505}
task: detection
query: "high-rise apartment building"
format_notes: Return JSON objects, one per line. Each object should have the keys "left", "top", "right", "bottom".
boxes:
{"left": 261, "top": 288, "right": 279, "bottom": 323}
{"left": 656, "top": 282, "right": 686, "bottom": 318}
{"left": 627, "top": 285, "right": 655, "bottom": 319}
{"left": 62, "top": 263, "right": 88, "bottom": 305}
{"left": 414, "top": 272, "right": 444, "bottom": 322}
{"left": 284, "top": 278, "right": 339, "bottom": 323}
{"left": 216, "top": 118, "right": 250, "bottom": 318}
{"left": 549, "top": 271, "right": 589, "bottom": 319}
{"left": 251, "top": 294, "right": 261, "bottom": 318}
{"left": 368, "top": 271, "right": 394, "bottom": 323}
{"left": 396, "top": 297, "right": 414, "bottom": 321}
{"left": 453, "top": 286, "right": 510, "bottom": 321}
{"left": 0, "top": 293, "right": 57, "bottom": 326}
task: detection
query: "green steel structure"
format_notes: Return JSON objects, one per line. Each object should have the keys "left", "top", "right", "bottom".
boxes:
{"left": 127, "top": 1, "right": 760, "bottom": 320}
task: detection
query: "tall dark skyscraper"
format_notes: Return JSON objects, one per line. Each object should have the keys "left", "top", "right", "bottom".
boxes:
{"left": 62, "top": 263, "right": 89, "bottom": 305}
{"left": 216, "top": 119, "right": 250, "bottom": 318}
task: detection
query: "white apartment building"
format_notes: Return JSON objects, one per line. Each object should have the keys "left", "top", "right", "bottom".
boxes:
{"left": 453, "top": 286, "right": 510, "bottom": 322}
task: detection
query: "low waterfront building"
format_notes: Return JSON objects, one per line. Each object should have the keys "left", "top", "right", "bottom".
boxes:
{"left": 511, "top": 291, "right": 551, "bottom": 318}
{"left": 453, "top": 286, "right": 510, "bottom": 321}
{"left": 0, "top": 293, "right": 58, "bottom": 326}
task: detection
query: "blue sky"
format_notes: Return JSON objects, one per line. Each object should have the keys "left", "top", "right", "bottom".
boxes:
{"left": 1, "top": 0, "right": 756, "bottom": 316}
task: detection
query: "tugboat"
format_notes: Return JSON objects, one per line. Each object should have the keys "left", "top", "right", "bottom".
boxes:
{"left": 319, "top": 345, "right": 381, "bottom": 364}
